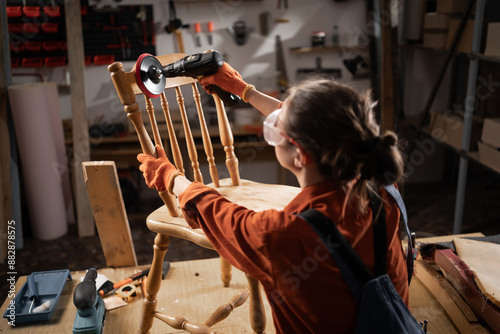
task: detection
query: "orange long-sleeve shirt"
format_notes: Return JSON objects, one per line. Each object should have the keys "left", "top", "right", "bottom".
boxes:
{"left": 178, "top": 180, "right": 409, "bottom": 334}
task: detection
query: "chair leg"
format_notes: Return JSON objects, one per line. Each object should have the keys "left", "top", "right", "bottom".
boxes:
{"left": 220, "top": 257, "right": 232, "bottom": 287}
{"left": 138, "top": 233, "right": 170, "bottom": 334}
{"left": 247, "top": 275, "right": 267, "bottom": 334}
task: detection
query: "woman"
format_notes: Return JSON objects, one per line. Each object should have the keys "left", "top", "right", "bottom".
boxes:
{"left": 137, "top": 64, "right": 408, "bottom": 333}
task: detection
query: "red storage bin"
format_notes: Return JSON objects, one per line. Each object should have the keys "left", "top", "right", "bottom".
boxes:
{"left": 23, "top": 6, "right": 41, "bottom": 17}
{"left": 85, "top": 55, "right": 92, "bottom": 65}
{"left": 93, "top": 55, "right": 115, "bottom": 65}
{"left": 42, "top": 23, "right": 58, "bottom": 33}
{"left": 23, "top": 23, "right": 40, "bottom": 34}
{"left": 43, "top": 6, "right": 61, "bottom": 17}
{"left": 11, "top": 58, "right": 21, "bottom": 68}
{"left": 10, "top": 42, "right": 25, "bottom": 52}
{"left": 58, "top": 41, "right": 67, "bottom": 51}
{"left": 42, "top": 41, "right": 59, "bottom": 51}
{"left": 25, "top": 41, "right": 42, "bottom": 51}
{"left": 22, "top": 57, "right": 44, "bottom": 68}
{"left": 8, "top": 23, "right": 23, "bottom": 34}
{"left": 45, "top": 57, "right": 67, "bottom": 67}
{"left": 7, "top": 6, "right": 22, "bottom": 17}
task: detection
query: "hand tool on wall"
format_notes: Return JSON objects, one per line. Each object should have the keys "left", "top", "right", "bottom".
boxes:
{"left": 207, "top": 21, "right": 214, "bottom": 45}
{"left": 135, "top": 50, "right": 241, "bottom": 107}
{"left": 227, "top": 21, "right": 252, "bottom": 46}
{"left": 73, "top": 269, "right": 106, "bottom": 334}
{"left": 164, "top": 0, "right": 189, "bottom": 53}
{"left": 27, "top": 274, "right": 40, "bottom": 313}
{"left": 277, "top": 0, "right": 288, "bottom": 9}
{"left": 194, "top": 22, "right": 202, "bottom": 47}
{"left": 275, "top": 35, "right": 289, "bottom": 93}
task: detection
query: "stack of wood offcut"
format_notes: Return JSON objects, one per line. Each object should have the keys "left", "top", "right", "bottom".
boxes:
{"left": 418, "top": 235, "right": 500, "bottom": 333}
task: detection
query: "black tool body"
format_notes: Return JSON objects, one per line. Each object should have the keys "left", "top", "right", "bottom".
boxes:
{"left": 162, "top": 51, "right": 241, "bottom": 107}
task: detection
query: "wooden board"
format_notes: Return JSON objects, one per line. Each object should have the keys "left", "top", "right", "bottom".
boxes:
{"left": 82, "top": 161, "right": 137, "bottom": 268}
{"left": 453, "top": 238, "right": 500, "bottom": 307}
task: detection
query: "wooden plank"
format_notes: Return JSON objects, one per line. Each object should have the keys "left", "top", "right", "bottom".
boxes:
{"left": 415, "top": 260, "right": 490, "bottom": 334}
{"left": 82, "top": 161, "right": 137, "bottom": 268}
{"left": 64, "top": 0, "right": 93, "bottom": 237}
{"left": 0, "top": 1, "right": 12, "bottom": 262}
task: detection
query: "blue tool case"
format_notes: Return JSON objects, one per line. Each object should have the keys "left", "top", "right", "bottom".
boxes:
{"left": 3, "top": 269, "right": 72, "bottom": 324}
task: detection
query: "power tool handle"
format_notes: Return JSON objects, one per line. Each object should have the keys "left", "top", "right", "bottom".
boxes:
{"left": 208, "top": 85, "right": 241, "bottom": 107}
{"left": 73, "top": 269, "right": 98, "bottom": 309}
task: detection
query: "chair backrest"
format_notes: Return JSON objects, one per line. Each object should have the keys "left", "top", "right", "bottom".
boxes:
{"left": 108, "top": 53, "right": 240, "bottom": 217}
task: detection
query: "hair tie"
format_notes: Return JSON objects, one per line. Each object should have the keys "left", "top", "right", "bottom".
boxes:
{"left": 368, "top": 136, "right": 381, "bottom": 152}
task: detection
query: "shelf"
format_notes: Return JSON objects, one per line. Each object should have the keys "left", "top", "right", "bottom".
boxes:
{"left": 289, "top": 45, "right": 368, "bottom": 53}
{"left": 412, "top": 129, "right": 500, "bottom": 179}
{"left": 468, "top": 151, "right": 500, "bottom": 175}
{"left": 402, "top": 43, "right": 500, "bottom": 63}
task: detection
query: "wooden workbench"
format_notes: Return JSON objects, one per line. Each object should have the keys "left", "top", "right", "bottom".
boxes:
{"left": 1, "top": 235, "right": 494, "bottom": 333}
{"left": 0, "top": 258, "right": 275, "bottom": 333}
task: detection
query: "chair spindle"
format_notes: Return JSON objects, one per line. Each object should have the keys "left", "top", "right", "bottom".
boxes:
{"left": 213, "top": 95, "right": 240, "bottom": 186}
{"left": 175, "top": 86, "right": 203, "bottom": 183}
{"left": 160, "top": 92, "right": 185, "bottom": 175}
{"left": 144, "top": 96, "right": 163, "bottom": 149}
{"left": 192, "top": 83, "right": 220, "bottom": 188}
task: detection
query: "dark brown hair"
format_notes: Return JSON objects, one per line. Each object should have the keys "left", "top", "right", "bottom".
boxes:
{"left": 284, "top": 79, "right": 404, "bottom": 207}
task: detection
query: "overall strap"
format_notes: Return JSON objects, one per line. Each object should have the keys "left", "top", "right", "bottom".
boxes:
{"left": 383, "top": 185, "right": 414, "bottom": 284}
{"left": 298, "top": 192, "right": 387, "bottom": 304}
{"left": 299, "top": 208, "right": 367, "bottom": 303}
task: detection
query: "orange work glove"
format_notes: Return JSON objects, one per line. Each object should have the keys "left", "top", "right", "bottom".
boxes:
{"left": 137, "top": 146, "right": 182, "bottom": 195}
{"left": 198, "top": 62, "right": 255, "bottom": 102}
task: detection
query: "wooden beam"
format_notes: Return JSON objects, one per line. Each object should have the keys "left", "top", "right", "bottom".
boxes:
{"left": 82, "top": 161, "right": 137, "bottom": 268}
{"left": 380, "top": 0, "right": 395, "bottom": 132}
{"left": 0, "top": 0, "right": 13, "bottom": 262}
{"left": 64, "top": 0, "right": 94, "bottom": 237}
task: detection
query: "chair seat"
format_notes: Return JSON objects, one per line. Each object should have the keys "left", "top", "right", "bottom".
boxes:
{"left": 147, "top": 178, "right": 301, "bottom": 249}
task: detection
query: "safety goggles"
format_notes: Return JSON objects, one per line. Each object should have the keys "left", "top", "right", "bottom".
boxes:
{"left": 263, "top": 108, "right": 300, "bottom": 147}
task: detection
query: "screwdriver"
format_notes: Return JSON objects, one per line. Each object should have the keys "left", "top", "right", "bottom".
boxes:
{"left": 207, "top": 21, "right": 214, "bottom": 45}
{"left": 194, "top": 22, "right": 202, "bottom": 47}
{"left": 27, "top": 275, "right": 40, "bottom": 313}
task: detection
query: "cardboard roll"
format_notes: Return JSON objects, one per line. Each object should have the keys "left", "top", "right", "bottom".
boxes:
{"left": 135, "top": 53, "right": 165, "bottom": 98}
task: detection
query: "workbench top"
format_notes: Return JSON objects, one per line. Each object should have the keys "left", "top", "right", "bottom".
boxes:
{"left": 0, "top": 234, "right": 494, "bottom": 333}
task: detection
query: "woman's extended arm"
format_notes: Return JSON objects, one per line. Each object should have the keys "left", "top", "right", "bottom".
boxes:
{"left": 245, "top": 88, "right": 281, "bottom": 117}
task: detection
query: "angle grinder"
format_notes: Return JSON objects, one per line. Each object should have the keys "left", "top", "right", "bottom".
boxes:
{"left": 135, "top": 50, "right": 241, "bottom": 107}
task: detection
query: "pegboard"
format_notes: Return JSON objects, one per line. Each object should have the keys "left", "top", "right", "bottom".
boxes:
{"left": 7, "top": 0, "right": 156, "bottom": 68}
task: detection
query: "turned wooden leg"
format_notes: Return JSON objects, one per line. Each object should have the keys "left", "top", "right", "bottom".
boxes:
{"left": 247, "top": 275, "right": 266, "bottom": 334}
{"left": 138, "top": 233, "right": 170, "bottom": 334}
{"left": 220, "top": 257, "right": 232, "bottom": 287}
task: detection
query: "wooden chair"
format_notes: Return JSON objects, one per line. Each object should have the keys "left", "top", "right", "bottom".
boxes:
{"left": 108, "top": 53, "right": 300, "bottom": 334}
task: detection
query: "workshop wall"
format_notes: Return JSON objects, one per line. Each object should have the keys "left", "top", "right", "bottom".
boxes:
{"left": 10, "top": 0, "right": 370, "bottom": 123}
